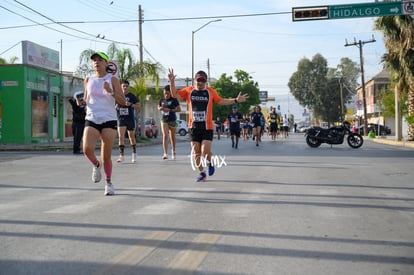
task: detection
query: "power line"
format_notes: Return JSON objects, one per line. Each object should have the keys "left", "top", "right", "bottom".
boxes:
{"left": 76, "top": 0, "right": 135, "bottom": 19}
{"left": 13, "top": 0, "right": 91, "bottom": 37}
{"left": 0, "top": 11, "right": 292, "bottom": 28}
{"left": 0, "top": 4, "right": 90, "bottom": 40}
{"left": 1, "top": 3, "right": 137, "bottom": 47}
{"left": 12, "top": 0, "right": 127, "bottom": 44}
{"left": 144, "top": 11, "right": 291, "bottom": 22}
{"left": 0, "top": 41, "right": 21, "bottom": 56}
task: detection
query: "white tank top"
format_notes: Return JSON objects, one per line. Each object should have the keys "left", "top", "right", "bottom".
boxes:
{"left": 85, "top": 74, "right": 117, "bottom": 124}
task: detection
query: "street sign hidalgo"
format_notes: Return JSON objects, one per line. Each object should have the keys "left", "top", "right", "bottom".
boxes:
{"left": 293, "top": 1, "right": 414, "bottom": 21}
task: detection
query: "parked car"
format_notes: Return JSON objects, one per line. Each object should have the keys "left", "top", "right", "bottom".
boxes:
{"left": 357, "top": 123, "right": 391, "bottom": 136}
{"left": 176, "top": 119, "right": 188, "bottom": 136}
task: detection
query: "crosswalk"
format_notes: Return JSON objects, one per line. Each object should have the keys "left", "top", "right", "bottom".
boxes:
{"left": 0, "top": 185, "right": 250, "bottom": 274}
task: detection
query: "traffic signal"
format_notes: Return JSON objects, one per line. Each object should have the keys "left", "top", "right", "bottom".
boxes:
{"left": 292, "top": 6, "right": 329, "bottom": 21}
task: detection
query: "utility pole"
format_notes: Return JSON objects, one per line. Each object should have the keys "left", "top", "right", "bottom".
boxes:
{"left": 345, "top": 36, "right": 375, "bottom": 136}
{"left": 59, "top": 39, "right": 63, "bottom": 141}
{"left": 395, "top": 85, "right": 402, "bottom": 141}
{"left": 339, "top": 78, "right": 344, "bottom": 121}
{"left": 207, "top": 58, "right": 211, "bottom": 85}
{"left": 138, "top": 5, "right": 145, "bottom": 138}
{"left": 138, "top": 5, "right": 143, "bottom": 64}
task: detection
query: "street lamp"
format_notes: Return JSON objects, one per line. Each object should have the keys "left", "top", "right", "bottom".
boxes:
{"left": 191, "top": 19, "right": 222, "bottom": 85}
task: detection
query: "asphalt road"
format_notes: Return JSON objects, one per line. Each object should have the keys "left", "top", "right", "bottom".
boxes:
{"left": 1, "top": 133, "right": 414, "bottom": 275}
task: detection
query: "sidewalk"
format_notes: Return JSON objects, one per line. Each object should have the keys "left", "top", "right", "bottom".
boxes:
{"left": 0, "top": 137, "right": 165, "bottom": 152}
{"left": 368, "top": 135, "right": 414, "bottom": 149}
{"left": 0, "top": 135, "right": 412, "bottom": 151}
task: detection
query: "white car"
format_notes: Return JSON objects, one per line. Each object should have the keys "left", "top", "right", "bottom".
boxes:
{"left": 176, "top": 119, "right": 188, "bottom": 136}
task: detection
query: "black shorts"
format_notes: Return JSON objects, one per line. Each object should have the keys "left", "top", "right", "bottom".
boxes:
{"left": 85, "top": 120, "right": 117, "bottom": 132}
{"left": 270, "top": 123, "right": 278, "bottom": 132}
{"left": 118, "top": 118, "right": 136, "bottom": 131}
{"left": 189, "top": 128, "right": 214, "bottom": 143}
{"left": 230, "top": 127, "right": 240, "bottom": 137}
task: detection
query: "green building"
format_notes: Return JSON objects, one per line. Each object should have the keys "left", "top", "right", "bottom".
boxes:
{"left": 0, "top": 40, "right": 71, "bottom": 144}
{"left": 0, "top": 64, "right": 63, "bottom": 144}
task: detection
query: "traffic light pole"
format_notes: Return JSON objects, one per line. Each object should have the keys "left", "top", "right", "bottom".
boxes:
{"left": 345, "top": 36, "right": 376, "bottom": 136}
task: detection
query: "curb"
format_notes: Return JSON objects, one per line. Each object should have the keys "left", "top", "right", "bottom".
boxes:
{"left": 0, "top": 136, "right": 190, "bottom": 152}
{"left": 369, "top": 137, "right": 414, "bottom": 149}
{"left": 0, "top": 138, "right": 163, "bottom": 152}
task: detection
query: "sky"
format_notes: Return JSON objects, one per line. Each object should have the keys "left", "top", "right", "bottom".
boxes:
{"left": 0, "top": 0, "right": 387, "bottom": 119}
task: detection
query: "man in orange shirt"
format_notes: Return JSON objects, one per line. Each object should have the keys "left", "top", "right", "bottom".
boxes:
{"left": 169, "top": 69, "right": 248, "bottom": 182}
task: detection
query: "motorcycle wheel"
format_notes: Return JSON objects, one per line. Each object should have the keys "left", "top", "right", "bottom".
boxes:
{"left": 306, "top": 135, "right": 321, "bottom": 148}
{"left": 347, "top": 134, "right": 363, "bottom": 148}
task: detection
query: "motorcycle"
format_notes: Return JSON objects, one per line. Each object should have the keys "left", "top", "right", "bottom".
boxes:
{"left": 305, "top": 121, "right": 363, "bottom": 149}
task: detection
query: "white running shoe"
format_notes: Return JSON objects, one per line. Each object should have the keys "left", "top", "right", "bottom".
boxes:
{"left": 116, "top": 155, "right": 124, "bottom": 163}
{"left": 104, "top": 183, "right": 115, "bottom": 196}
{"left": 92, "top": 162, "right": 101, "bottom": 183}
{"left": 162, "top": 154, "right": 168, "bottom": 160}
{"left": 171, "top": 152, "right": 176, "bottom": 160}
{"left": 131, "top": 153, "right": 136, "bottom": 163}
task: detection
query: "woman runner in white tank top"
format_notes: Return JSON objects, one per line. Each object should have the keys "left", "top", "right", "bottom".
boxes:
{"left": 82, "top": 52, "right": 126, "bottom": 196}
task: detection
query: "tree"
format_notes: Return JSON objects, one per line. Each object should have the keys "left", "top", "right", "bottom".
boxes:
{"left": 211, "top": 70, "right": 260, "bottom": 119}
{"left": 328, "top": 57, "right": 360, "bottom": 120}
{"left": 288, "top": 54, "right": 359, "bottom": 125}
{"left": 375, "top": 14, "right": 414, "bottom": 140}
{"left": 330, "top": 57, "right": 360, "bottom": 93}
{"left": 289, "top": 57, "right": 314, "bottom": 108}
{"left": 0, "top": 56, "right": 19, "bottom": 64}
{"left": 288, "top": 54, "right": 331, "bottom": 123}
{"left": 377, "top": 83, "right": 409, "bottom": 121}
{"left": 309, "top": 54, "right": 329, "bottom": 122}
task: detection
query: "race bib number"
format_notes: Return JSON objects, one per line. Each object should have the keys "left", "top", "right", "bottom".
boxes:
{"left": 119, "top": 107, "right": 129, "bottom": 116}
{"left": 161, "top": 110, "right": 170, "bottom": 116}
{"left": 193, "top": 111, "right": 206, "bottom": 122}
{"left": 271, "top": 119, "right": 276, "bottom": 123}
{"left": 231, "top": 117, "right": 237, "bottom": 123}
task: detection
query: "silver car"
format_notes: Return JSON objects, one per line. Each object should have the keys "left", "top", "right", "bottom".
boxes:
{"left": 176, "top": 119, "right": 188, "bottom": 136}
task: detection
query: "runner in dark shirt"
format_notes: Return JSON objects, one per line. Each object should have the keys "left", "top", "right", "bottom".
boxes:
{"left": 215, "top": 117, "right": 223, "bottom": 140}
{"left": 158, "top": 85, "right": 181, "bottom": 160}
{"left": 228, "top": 105, "right": 243, "bottom": 149}
{"left": 116, "top": 80, "right": 140, "bottom": 163}
{"left": 251, "top": 106, "right": 264, "bottom": 146}
{"left": 267, "top": 107, "right": 280, "bottom": 141}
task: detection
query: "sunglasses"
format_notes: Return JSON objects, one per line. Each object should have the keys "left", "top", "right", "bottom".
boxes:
{"left": 196, "top": 78, "right": 207, "bottom": 83}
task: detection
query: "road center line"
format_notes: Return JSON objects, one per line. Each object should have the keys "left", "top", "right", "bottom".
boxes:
{"left": 165, "top": 233, "right": 222, "bottom": 273}
{"left": 94, "top": 230, "right": 175, "bottom": 275}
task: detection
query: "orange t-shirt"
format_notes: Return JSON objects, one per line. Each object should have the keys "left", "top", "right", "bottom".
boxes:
{"left": 178, "top": 86, "right": 222, "bottom": 130}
